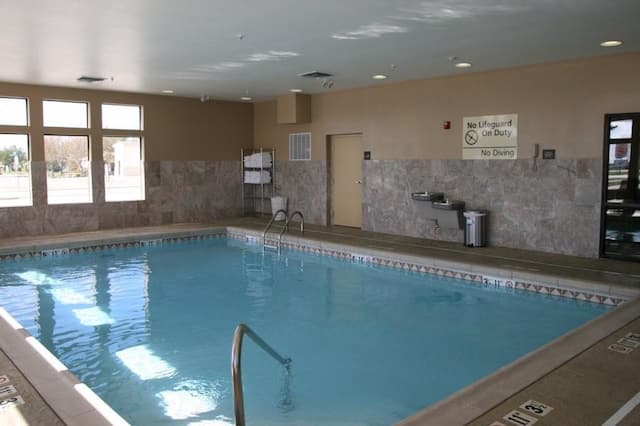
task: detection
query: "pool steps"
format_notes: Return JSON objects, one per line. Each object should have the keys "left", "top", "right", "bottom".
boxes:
{"left": 262, "top": 210, "right": 305, "bottom": 253}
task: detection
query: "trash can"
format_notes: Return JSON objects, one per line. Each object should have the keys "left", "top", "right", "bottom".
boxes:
{"left": 463, "top": 210, "right": 488, "bottom": 247}
{"left": 271, "top": 196, "right": 288, "bottom": 221}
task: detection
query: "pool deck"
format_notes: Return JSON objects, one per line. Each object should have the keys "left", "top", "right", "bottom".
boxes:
{"left": 0, "top": 219, "right": 639, "bottom": 425}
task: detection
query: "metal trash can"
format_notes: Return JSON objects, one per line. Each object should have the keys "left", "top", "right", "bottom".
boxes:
{"left": 463, "top": 210, "right": 488, "bottom": 247}
{"left": 271, "top": 196, "right": 288, "bottom": 221}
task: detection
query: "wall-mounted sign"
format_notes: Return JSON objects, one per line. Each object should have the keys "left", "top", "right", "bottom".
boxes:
{"left": 463, "top": 114, "right": 518, "bottom": 160}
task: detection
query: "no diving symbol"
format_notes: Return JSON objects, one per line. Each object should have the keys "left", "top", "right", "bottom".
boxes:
{"left": 465, "top": 130, "right": 479, "bottom": 145}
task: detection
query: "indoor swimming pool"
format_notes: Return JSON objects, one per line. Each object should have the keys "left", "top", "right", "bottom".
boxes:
{"left": 0, "top": 237, "right": 610, "bottom": 425}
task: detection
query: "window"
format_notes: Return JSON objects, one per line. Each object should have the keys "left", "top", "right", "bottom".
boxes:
{"left": 44, "top": 135, "right": 92, "bottom": 204}
{"left": 102, "top": 104, "right": 142, "bottom": 130}
{"left": 0, "top": 97, "right": 28, "bottom": 126}
{"left": 43, "top": 100, "right": 88, "bottom": 128}
{"left": 601, "top": 113, "right": 640, "bottom": 261}
{"left": 0, "top": 134, "right": 31, "bottom": 207}
{"left": 103, "top": 137, "right": 144, "bottom": 201}
{"left": 0, "top": 97, "right": 31, "bottom": 207}
{"left": 610, "top": 119, "right": 633, "bottom": 140}
{"left": 102, "top": 103, "right": 144, "bottom": 202}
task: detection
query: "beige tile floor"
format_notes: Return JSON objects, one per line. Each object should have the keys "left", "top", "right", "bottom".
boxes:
{"left": 0, "top": 219, "right": 639, "bottom": 425}
{"left": 467, "top": 317, "right": 640, "bottom": 426}
{"left": 0, "top": 348, "right": 64, "bottom": 426}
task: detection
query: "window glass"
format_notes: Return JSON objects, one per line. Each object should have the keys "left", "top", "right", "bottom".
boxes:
{"left": 104, "top": 137, "right": 144, "bottom": 201}
{"left": 0, "top": 134, "right": 31, "bottom": 207}
{"left": 44, "top": 135, "right": 91, "bottom": 204}
{"left": 102, "top": 104, "right": 142, "bottom": 130}
{"left": 607, "top": 143, "right": 631, "bottom": 203}
{"left": 609, "top": 119, "right": 632, "bottom": 139}
{"left": 43, "top": 100, "right": 88, "bottom": 128}
{"left": 0, "top": 97, "right": 28, "bottom": 126}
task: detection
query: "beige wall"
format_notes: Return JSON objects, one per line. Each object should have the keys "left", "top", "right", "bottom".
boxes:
{"left": 254, "top": 52, "right": 640, "bottom": 160}
{"left": 0, "top": 82, "right": 253, "bottom": 161}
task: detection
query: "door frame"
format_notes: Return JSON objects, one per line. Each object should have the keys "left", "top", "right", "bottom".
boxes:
{"left": 599, "top": 112, "right": 640, "bottom": 260}
{"left": 326, "top": 133, "right": 364, "bottom": 227}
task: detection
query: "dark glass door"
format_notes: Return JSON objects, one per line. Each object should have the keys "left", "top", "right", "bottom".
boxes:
{"left": 601, "top": 113, "right": 640, "bottom": 261}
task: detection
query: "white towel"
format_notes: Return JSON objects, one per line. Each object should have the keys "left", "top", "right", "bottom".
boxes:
{"left": 244, "top": 152, "right": 272, "bottom": 168}
{"left": 244, "top": 170, "right": 271, "bottom": 184}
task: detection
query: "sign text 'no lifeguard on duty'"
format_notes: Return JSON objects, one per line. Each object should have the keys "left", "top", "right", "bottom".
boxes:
{"left": 462, "top": 114, "right": 518, "bottom": 160}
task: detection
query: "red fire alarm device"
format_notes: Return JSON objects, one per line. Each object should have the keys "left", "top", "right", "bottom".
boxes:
{"left": 443, "top": 121, "right": 451, "bottom": 130}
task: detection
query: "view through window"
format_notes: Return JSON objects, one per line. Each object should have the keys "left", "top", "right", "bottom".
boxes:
{"left": 0, "top": 97, "right": 28, "bottom": 126}
{"left": 0, "top": 96, "right": 31, "bottom": 207}
{"left": 103, "top": 104, "right": 144, "bottom": 201}
{"left": 43, "top": 100, "right": 88, "bottom": 128}
{"left": 0, "top": 97, "right": 146, "bottom": 207}
{"left": 0, "top": 134, "right": 31, "bottom": 207}
{"left": 45, "top": 135, "right": 91, "bottom": 204}
{"left": 104, "top": 137, "right": 143, "bottom": 201}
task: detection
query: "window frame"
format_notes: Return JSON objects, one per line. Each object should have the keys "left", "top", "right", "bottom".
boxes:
{"left": 0, "top": 96, "right": 29, "bottom": 127}
{"left": 42, "top": 99, "right": 90, "bottom": 129}
{"left": 0, "top": 132, "right": 33, "bottom": 207}
{"left": 0, "top": 96, "right": 32, "bottom": 208}
{"left": 103, "top": 135, "right": 145, "bottom": 202}
{"left": 43, "top": 134, "right": 93, "bottom": 205}
{"left": 101, "top": 103, "right": 143, "bottom": 131}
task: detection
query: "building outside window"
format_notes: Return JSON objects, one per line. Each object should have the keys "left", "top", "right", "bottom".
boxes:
{"left": 43, "top": 99, "right": 91, "bottom": 204}
{"left": 102, "top": 104, "right": 144, "bottom": 202}
{"left": 0, "top": 134, "right": 31, "bottom": 207}
{"left": 44, "top": 135, "right": 92, "bottom": 204}
{"left": 0, "top": 97, "right": 31, "bottom": 207}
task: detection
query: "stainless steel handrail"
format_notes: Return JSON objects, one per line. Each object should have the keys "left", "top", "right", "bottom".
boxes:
{"left": 277, "top": 211, "right": 304, "bottom": 250}
{"left": 231, "top": 324, "right": 291, "bottom": 426}
{"left": 262, "top": 209, "right": 288, "bottom": 250}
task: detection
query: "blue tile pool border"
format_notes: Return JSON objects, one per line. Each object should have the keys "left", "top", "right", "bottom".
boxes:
{"left": 0, "top": 227, "right": 630, "bottom": 306}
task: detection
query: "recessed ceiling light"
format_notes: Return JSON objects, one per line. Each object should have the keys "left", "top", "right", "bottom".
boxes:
{"left": 600, "top": 40, "right": 623, "bottom": 47}
{"left": 372, "top": 74, "right": 387, "bottom": 80}
{"left": 161, "top": 90, "right": 174, "bottom": 94}
{"left": 455, "top": 62, "right": 472, "bottom": 68}
{"left": 290, "top": 89, "right": 303, "bottom": 93}
{"left": 240, "top": 96, "right": 252, "bottom": 101}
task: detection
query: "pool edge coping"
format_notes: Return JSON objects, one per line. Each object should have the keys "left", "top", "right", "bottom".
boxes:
{"left": 227, "top": 226, "right": 637, "bottom": 306}
{"left": 0, "top": 224, "right": 638, "bottom": 425}
{"left": 0, "top": 308, "right": 128, "bottom": 426}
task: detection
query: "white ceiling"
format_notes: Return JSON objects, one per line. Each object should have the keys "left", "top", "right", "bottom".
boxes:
{"left": 0, "top": 0, "right": 638, "bottom": 101}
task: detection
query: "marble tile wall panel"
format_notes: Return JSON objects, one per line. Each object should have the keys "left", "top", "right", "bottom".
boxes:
{"left": 275, "top": 158, "right": 602, "bottom": 257}
{"left": 0, "top": 160, "right": 241, "bottom": 238}
{"left": 362, "top": 158, "right": 602, "bottom": 257}
{"left": 274, "top": 160, "right": 327, "bottom": 225}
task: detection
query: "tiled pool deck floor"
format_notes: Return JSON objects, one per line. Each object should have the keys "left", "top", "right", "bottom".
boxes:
{"left": 0, "top": 218, "right": 639, "bottom": 425}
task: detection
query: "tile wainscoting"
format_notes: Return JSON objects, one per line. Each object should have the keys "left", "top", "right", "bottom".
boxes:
{"left": 0, "top": 160, "right": 241, "bottom": 238}
{"left": 275, "top": 158, "right": 602, "bottom": 258}
{"left": 274, "top": 160, "right": 327, "bottom": 226}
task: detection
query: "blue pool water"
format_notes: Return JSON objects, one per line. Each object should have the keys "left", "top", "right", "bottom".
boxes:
{"left": 0, "top": 238, "right": 609, "bottom": 425}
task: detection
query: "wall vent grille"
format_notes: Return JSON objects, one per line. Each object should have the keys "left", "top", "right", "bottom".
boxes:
{"left": 289, "top": 132, "right": 311, "bottom": 161}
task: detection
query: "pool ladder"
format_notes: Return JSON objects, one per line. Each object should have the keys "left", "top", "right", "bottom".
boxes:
{"left": 262, "top": 210, "right": 304, "bottom": 252}
{"left": 231, "top": 324, "right": 292, "bottom": 426}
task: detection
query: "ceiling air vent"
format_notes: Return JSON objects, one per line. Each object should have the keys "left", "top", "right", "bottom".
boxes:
{"left": 77, "top": 76, "right": 106, "bottom": 83}
{"left": 297, "top": 71, "right": 333, "bottom": 78}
